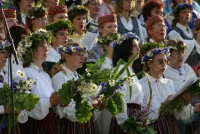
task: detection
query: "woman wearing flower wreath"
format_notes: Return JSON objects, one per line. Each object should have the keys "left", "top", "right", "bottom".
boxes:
{"left": 68, "top": 5, "right": 89, "bottom": 44}
{"left": 93, "top": 32, "right": 120, "bottom": 134}
{"left": 108, "top": 32, "right": 144, "bottom": 134}
{"left": 88, "top": 14, "right": 118, "bottom": 61}
{"left": 51, "top": 42, "right": 100, "bottom": 134}
{"left": 139, "top": 42, "right": 193, "bottom": 134}
{"left": 168, "top": 3, "right": 199, "bottom": 73}
{"left": 164, "top": 39, "right": 200, "bottom": 134}
{"left": 0, "top": 41, "right": 14, "bottom": 134}
{"left": 26, "top": 6, "right": 48, "bottom": 32}
{"left": 16, "top": 29, "right": 63, "bottom": 134}
{"left": 45, "top": 19, "right": 73, "bottom": 63}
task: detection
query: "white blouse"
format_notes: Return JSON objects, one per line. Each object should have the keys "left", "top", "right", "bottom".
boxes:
{"left": 17, "top": 63, "right": 53, "bottom": 123}
{"left": 46, "top": 47, "right": 61, "bottom": 62}
{"left": 101, "top": 57, "right": 113, "bottom": 69}
{"left": 116, "top": 66, "right": 144, "bottom": 125}
{"left": 140, "top": 74, "right": 175, "bottom": 120}
{"left": 52, "top": 64, "right": 99, "bottom": 122}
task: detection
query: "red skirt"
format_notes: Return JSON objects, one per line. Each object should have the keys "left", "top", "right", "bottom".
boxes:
{"left": 109, "top": 103, "right": 141, "bottom": 134}
{"left": 18, "top": 112, "right": 61, "bottom": 134}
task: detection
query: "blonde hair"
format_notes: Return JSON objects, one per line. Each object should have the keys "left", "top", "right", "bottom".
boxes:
{"left": 51, "top": 42, "right": 83, "bottom": 76}
{"left": 115, "top": 0, "right": 135, "bottom": 17}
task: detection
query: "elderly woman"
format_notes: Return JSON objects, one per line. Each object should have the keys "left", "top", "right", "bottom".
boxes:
{"left": 168, "top": 3, "right": 198, "bottom": 73}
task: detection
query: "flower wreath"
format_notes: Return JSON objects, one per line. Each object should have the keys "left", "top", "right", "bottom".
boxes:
{"left": 97, "top": 33, "right": 121, "bottom": 45}
{"left": 168, "top": 45, "right": 188, "bottom": 50}
{"left": 17, "top": 29, "right": 53, "bottom": 62}
{"left": 174, "top": 3, "right": 193, "bottom": 12}
{"left": 68, "top": 5, "right": 90, "bottom": 19}
{"left": 140, "top": 42, "right": 170, "bottom": 64}
{"left": 112, "top": 32, "right": 140, "bottom": 49}
{"left": 57, "top": 45, "right": 87, "bottom": 54}
{"left": 0, "top": 41, "right": 11, "bottom": 49}
{"left": 27, "top": 6, "right": 47, "bottom": 19}
{"left": 45, "top": 19, "right": 74, "bottom": 34}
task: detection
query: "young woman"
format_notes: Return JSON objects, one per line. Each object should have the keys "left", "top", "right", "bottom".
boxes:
{"left": 164, "top": 0, "right": 200, "bottom": 29}
{"left": 109, "top": 32, "right": 144, "bottom": 134}
{"left": 17, "top": 29, "right": 62, "bottom": 134}
{"left": 48, "top": 5, "right": 68, "bottom": 24}
{"left": 94, "top": 32, "right": 120, "bottom": 134}
{"left": 68, "top": 5, "right": 89, "bottom": 44}
{"left": 114, "top": 0, "right": 146, "bottom": 44}
{"left": 89, "top": 14, "right": 117, "bottom": 61}
{"left": 168, "top": 3, "right": 198, "bottom": 73}
{"left": 164, "top": 39, "right": 200, "bottom": 134}
{"left": 26, "top": 6, "right": 48, "bottom": 32}
{"left": 45, "top": 19, "right": 73, "bottom": 62}
{"left": 51, "top": 42, "right": 99, "bottom": 134}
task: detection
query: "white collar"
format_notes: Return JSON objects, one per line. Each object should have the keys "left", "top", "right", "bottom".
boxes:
{"left": 149, "top": 38, "right": 164, "bottom": 44}
{"left": 176, "top": 23, "right": 190, "bottom": 31}
{"left": 148, "top": 74, "right": 164, "bottom": 83}
{"left": 30, "top": 63, "right": 44, "bottom": 73}
{"left": 62, "top": 63, "right": 78, "bottom": 77}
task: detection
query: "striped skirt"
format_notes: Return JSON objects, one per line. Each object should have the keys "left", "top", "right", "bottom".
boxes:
{"left": 18, "top": 112, "right": 61, "bottom": 134}
{"left": 61, "top": 117, "right": 96, "bottom": 134}
{"left": 151, "top": 115, "right": 181, "bottom": 134}
{"left": 109, "top": 103, "right": 141, "bottom": 134}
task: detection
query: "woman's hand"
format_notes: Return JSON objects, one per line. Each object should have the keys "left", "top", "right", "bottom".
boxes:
{"left": 194, "top": 103, "right": 200, "bottom": 112}
{"left": 183, "top": 92, "right": 194, "bottom": 106}
{"left": 161, "top": 95, "right": 173, "bottom": 105}
{"left": 49, "top": 90, "right": 61, "bottom": 105}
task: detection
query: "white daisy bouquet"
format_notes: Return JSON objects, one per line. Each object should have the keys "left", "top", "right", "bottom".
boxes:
{"left": 58, "top": 52, "right": 139, "bottom": 123}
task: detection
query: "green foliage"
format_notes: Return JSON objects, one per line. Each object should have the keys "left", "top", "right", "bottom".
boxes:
{"left": 140, "top": 42, "right": 165, "bottom": 55}
{"left": 160, "top": 79, "right": 200, "bottom": 116}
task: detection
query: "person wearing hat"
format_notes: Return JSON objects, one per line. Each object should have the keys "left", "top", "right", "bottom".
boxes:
{"left": 12, "top": 0, "right": 41, "bottom": 25}
{"left": 146, "top": 15, "right": 167, "bottom": 43}
{"left": 26, "top": 6, "right": 48, "bottom": 32}
{"left": 168, "top": 3, "right": 199, "bottom": 73}
{"left": 68, "top": 5, "right": 89, "bottom": 44}
{"left": 43, "top": 0, "right": 59, "bottom": 9}
{"left": 164, "top": 0, "right": 200, "bottom": 29}
{"left": 45, "top": 19, "right": 73, "bottom": 63}
{"left": 48, "top": 5, "right": 68, "bottom": 24}
{"left": 88, "top": 14, "right": 118, "bottom": 61}
{"left": 0, "top": 9, "right": 17, "bottom": 40}
{"left": 83, "top": 0, "right": 101, "bottom": 33}
{"left": 114, "top": 0, "right": 146, "bottom": 44}
{"left": 140, "top": 0, "right": 172, "bottom": 34}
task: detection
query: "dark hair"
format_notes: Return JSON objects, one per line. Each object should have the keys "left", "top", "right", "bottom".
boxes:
{"left": 112, "top": 38, "right": 134, "bottom": 67}
{"left": 142, "top": 0, "right": 165, "bottom": 22}
{"left": 171, "top": 0, "right": 192, "bottom": 9}
{"left": 68, "top": 10, "right": 88, "bottom": 23}
{"left": 10, "top": 25, "right": 30, "bottom": 49}
{"left": 172, "top": 6, "right": 192, "bottom": 26}
{"left": 26, "top": 8, "right": 48, "bottom": 32}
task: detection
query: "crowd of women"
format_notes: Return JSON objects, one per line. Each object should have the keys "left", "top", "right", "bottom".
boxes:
{"left": 0, "top": 0, "right": 199, "bottom": 134}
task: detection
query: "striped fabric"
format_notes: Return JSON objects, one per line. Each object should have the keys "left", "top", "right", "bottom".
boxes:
{"left": 151, "top": 115, "right": 181, "bottom": 134}
{"left": 61, "top": 118, "right": 96, "bottom": 134}
{"left": 18, "top": 113, "right": 61, "bottom": 134}
{"left": 109, "top": 103, "right": 141, "bottom": 134}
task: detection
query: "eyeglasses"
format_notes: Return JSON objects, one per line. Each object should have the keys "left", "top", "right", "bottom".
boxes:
{"left": 156, "top": 59, "right": 168, "bottom": 65}
{"left": 153, "top": 25, "right": 168, "bottom": 30}
{"left": 38, "top": 18, "right": 48, "bottom": 22}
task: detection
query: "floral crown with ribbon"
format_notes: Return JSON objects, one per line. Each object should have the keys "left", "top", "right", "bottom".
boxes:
{"left": 166, "top": 39, "right": 188, "bottom": 51}
{"left": 17, "top": 29, "right": 53, "bottom": 61}
{"left": 45, "top": 19, "right": 74, "bottom": 34}
{"left": 97, "top": 33, "right": 121, "bottom": 45}
{"left": 140, "top": 42, "right": 170, "bottom": 64}
{"left": 174, "top": 3, "right": 193, "bottom": 12}
{"left": 112, "top": 32, "right": 140, "bottom": 49}
{"left": 57, "top": 45, "right": 87, "bottom": 54}
{"left": 27, "top": 6, "right": 47, "bottom": 19}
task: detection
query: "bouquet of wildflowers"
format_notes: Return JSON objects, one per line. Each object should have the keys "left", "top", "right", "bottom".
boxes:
{"left": 58, "top": 52, "right": 139, "bottom": 123}
{"left": 0, "top": 70, "right": 39, "bottom": 132}
{"left": 120, "top": 107, "right": 157, "bottom": 134}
